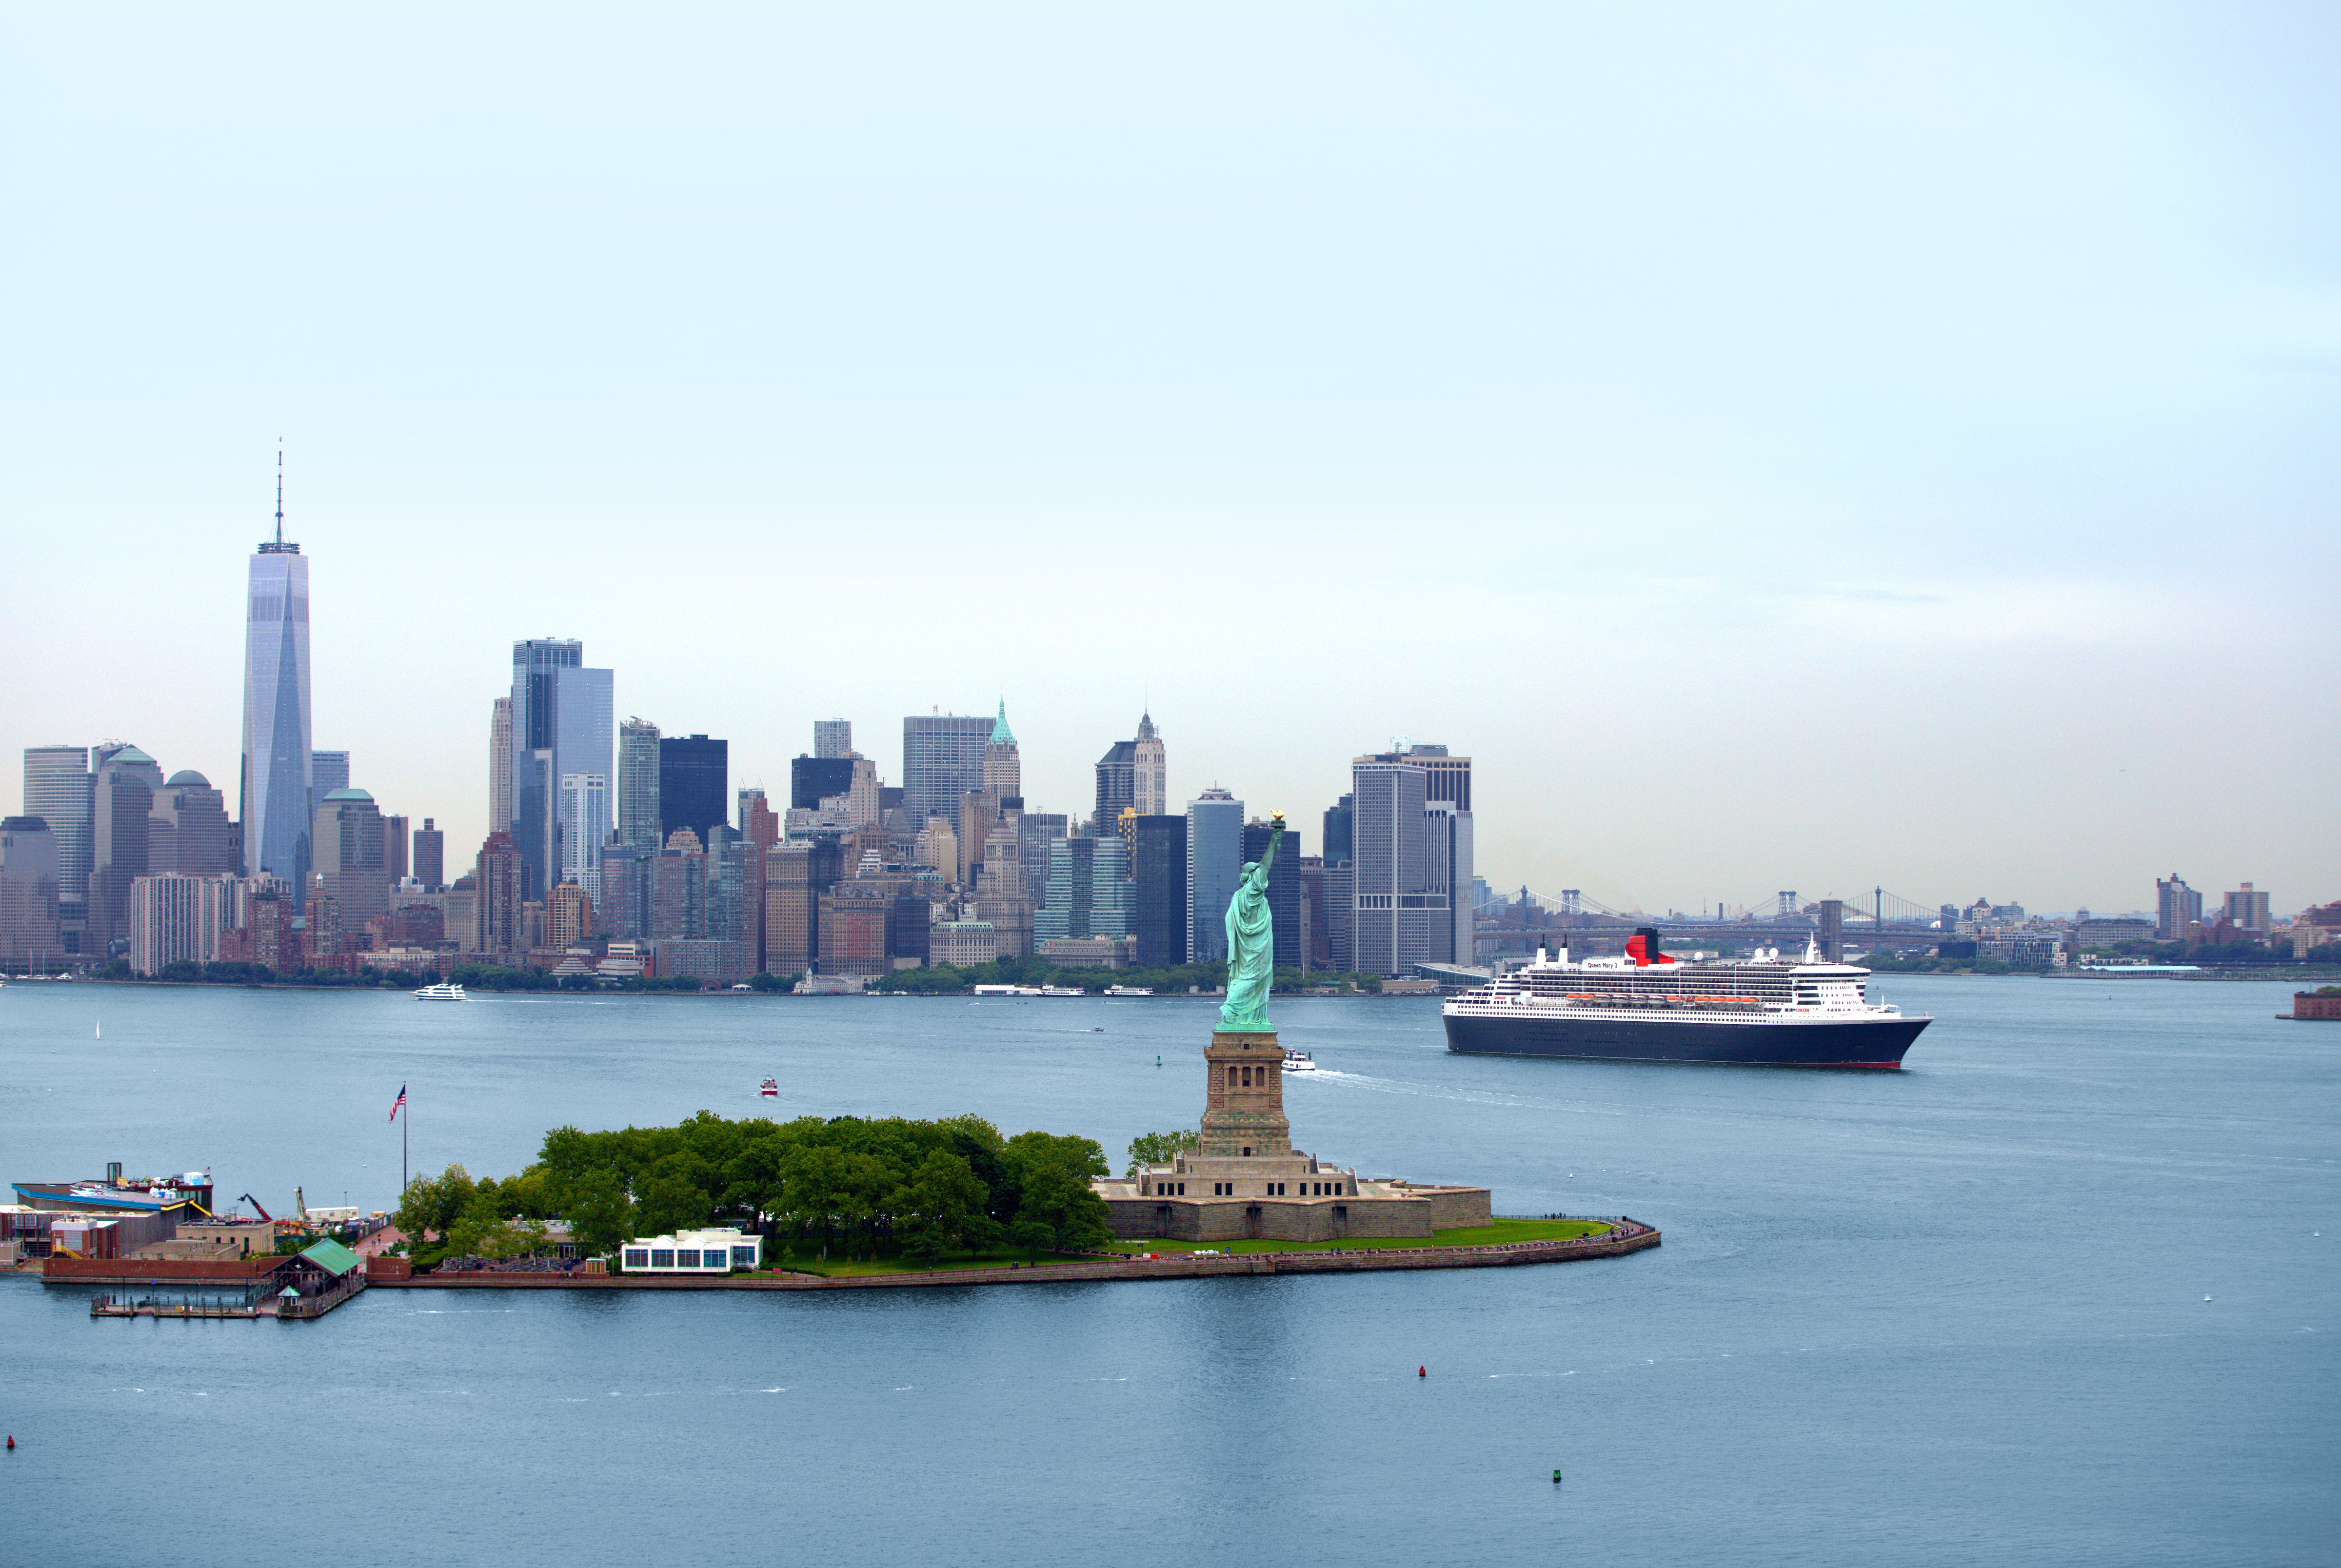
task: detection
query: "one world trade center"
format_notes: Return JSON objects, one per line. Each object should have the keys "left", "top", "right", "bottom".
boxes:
{"left": 240, "top": 455, "right": 312, "bottom": 888}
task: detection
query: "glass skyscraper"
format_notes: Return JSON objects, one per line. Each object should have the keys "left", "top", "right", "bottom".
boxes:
{"left": 21, "top": 747, "right": 92, "bottom": 950}
{"left": 658, "top": 734, "right": 729, "bottom": 845}
{"left": 240, "top": 498, "right": 311, "bottom": 888}
{"left": 1184, "top": 788, "right": 1243, "bottom": 964}
{"left": 508, "top": 639, "right": 613, "bottom": 901}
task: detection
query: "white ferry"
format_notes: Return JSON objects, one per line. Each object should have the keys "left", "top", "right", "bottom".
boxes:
{"left": 1444, "top": 929, "right": 1929, "bottom": 1069}
{"left": 413, "top": 983, "right": 467, "bottom": 1001}
{"left": 1282, "top": 1049, "right": 1316, "bottom": 1072}
{"left": 1104, "top": 985, "right": 1154, "bottom": 997}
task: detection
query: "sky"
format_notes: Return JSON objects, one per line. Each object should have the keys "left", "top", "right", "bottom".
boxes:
{"left": 1, "top": 1, "right": 2335, "bottom": 917}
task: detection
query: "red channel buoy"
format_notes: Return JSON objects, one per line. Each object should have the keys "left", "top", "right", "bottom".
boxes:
{"left": 6, "top": 1435, "right": 14, "bottom": 1450}
{"left": 1418, "top": 1366, "right": 1427, "bottom": 1378}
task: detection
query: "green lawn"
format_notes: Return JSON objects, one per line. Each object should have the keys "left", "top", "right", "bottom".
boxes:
{"left": 1104, "top": 1217, "right": 1617, "bottom": 1256}
{"left": 751, "top": 1247, "right": 1121, "bottom": 1278}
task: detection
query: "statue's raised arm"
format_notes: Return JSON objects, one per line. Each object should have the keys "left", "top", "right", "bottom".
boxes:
{"left": 1218, "top": 814, "right": 1284, "bottom": 1033}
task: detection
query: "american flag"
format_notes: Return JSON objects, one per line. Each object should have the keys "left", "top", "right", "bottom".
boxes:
{"left": 389, "top": 1083, "right": 407, "bottom": 1123}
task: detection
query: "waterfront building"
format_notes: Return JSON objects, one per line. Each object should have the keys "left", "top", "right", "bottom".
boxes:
{"left": 1133, "top": 713, "right": 1167, "bottom": 816}
{"left": 658, "top": 734, "right": 728, "bottom": 847}
{"left": 2156, "top": 875, "right": 2203, "bottom": 941}
{"left": 413, "top": 818, "right": 445, "bottom": 892}
{"left": 617, "top": 717, "right": 661, "bottom": 853}
{"left": 87, "top": 744, "right": 164, "bottom": 956}
{"left": 931, "top": 918, "right": 996, "bottom": 968}
{"left": 508, "top": 640, "right": 613, "bottom": 903}
{"left": 1185, "top": 788, "right": 1243, "bottom": 965}
{"left": 558, "top": 773, "right": 609, "bottom": 891}
{"left": 620, "top": 1228, "right": 761, "bottom": 1273}
{"left": 652, "top": 828, "right": 708, "bottom": 940}
{"left": 21, "top": 747, "right": 92, "bottom": 953}
{"left": 764, "top": 839, "right": 814, "bottom": 975}
{"left": 901, "top": 713, "right": 990, "bottom": 825}
{"left": 303, "top": 882, "right": 342, "bottom": 966}
{"left": 813, "top": 719, "right": 853, "bottom": 759}
{"left": 311, "top": 788, "right": 388, "bottom": 932}
{"left": 128, "top": 873, "right": 230, "bottom": 975}
{"left": 148, "top": 771, "right": 235, "bottom": 877}
{"left": 1131, "top": 813, "right": 1188, "bottom": 967}
{"left": 472, "top": 833, "right": 523, "bottom": 959}
{"left": 2223, "top": 883, "right": 2271, "bottom": 933}
{"left": 1242, "top": 820, "right": 1303, "bottom": 973}
{"left": 547, "top": 880, "right": 594, "bottom": 948}
{"left": 489, "top": 698, "right": 514, "bottom": 839}
{"left": 648, "top": 937, "right": 742, "bottom": 986}
{"left": 816, "top": 887, "right": 894, "bottom": 976}
{"left": 1038, "top": 936, "right": 1136, "bottom": 968}
{"left": 240, "top": 482, "right": 312, "bottom": 892}
{"left": 219, "top": 880, "right": 295, "bottom": 971}
{"left": 0, "top": 816, "right": 62, "bottom": 970}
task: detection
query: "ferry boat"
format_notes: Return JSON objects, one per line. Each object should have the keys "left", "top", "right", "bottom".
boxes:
{"left": 1443, "top": 929, "right": 1929, "bottom": 1069}
{"left": 1104, "top": 985, "right": 1153, "bottom": 997}
{"left": 758, "top": 1077, "right": 779, "bottom": 1098}
{"left": 413, "top": 982, "right": 467, "bottom": 1001}
{"left": 1282, "top": 1048, "right": 1316, "bottom": 1072}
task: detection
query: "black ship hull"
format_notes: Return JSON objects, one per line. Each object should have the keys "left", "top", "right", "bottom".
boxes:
{"left": 1443, "top": 1010, "right": 1928, "bottom": 1069}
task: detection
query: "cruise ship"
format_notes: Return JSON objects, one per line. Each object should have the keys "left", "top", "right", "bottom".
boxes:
{"left": 1443, "top": 930, "right": 1929, "bottom": 1069}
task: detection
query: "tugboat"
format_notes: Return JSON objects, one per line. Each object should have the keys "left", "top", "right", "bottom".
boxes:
{"left": 758, "top": 1077, "right": 779, "bottom": 1098}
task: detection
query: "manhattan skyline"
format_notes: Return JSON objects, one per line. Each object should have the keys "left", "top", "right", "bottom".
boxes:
{"left": 1, "top": 5, "right": 2334, "bottom": 913}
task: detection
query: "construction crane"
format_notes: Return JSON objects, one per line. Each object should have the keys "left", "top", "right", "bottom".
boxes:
{"left": 238, "top": 1192, "right": 274, "bottom": 1222}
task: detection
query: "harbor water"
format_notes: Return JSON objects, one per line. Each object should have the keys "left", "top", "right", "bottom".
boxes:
{"left": 3, "top": 977, "right": 2334, "bottom": 1565}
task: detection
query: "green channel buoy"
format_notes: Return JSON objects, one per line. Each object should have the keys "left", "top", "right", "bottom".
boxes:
{"left": 1552, "top": 1469, "right": 1563, "bottom": 1483}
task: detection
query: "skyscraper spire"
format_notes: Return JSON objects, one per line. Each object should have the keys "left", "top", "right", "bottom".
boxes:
{"left": 274, "top": 440, "right": 284, "bottom": 547}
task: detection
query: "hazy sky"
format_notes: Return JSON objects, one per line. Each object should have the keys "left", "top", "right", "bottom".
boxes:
{"left": 3, "top": 2, "right": 2334, "bottom": 916}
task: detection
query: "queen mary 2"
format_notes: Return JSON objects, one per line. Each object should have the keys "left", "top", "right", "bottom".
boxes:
{"left": 1443, "top": 929, "right": 1931, "bottom": 1069}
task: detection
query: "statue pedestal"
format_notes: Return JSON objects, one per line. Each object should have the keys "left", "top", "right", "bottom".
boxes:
{"left": 1198, "top": 1031, "right": 1290, "bottom": 1159}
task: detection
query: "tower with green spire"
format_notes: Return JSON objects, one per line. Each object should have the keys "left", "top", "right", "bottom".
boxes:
{"left": 983, "top": 697, "right": 1020, "bottom": 797}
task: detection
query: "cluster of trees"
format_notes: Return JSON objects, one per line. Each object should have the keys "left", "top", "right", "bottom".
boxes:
{"left": 111, "top": 959, "right": 429, "bottom": 987}
{"left": 1123, "top": 1129, "right": 1198, "bottom": 1177}
{"left": 873, "top": 958, "right": 1377, "bottom": 995}
{"left": 393, "top": 1111, "right": 1119, "bottom": 1270}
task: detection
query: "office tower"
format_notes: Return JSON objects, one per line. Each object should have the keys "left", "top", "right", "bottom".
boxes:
{"left": 736, "top": 787, "right": 765, "bottom": 835}
{"left": 380, "top": 814, "right": 409, "bottom": 890}
{"left": 0, "top": 816, "right": 62, "bottom": 969}
{"left": 310, "top": 750, "right": 350, "bottom": 805}
{"left": 22, "top": 747, "right": 92, "bottom": 951}
{"left": 1035, "top": 835, "right": 1133, "bottom": 944}
{"left": 1349, "top": 754, "right": 1432, "bottom": 976}
{"left": 240, "top": 471, "right": 313, "bottom": 889}
{"left": 790, "top": 754, "right": 855, "bottom": 812}
{"left": 507, "top": 639, "right": 614, "bottom": 901}
{"left": 88, "top": 744, "right": 164, "bottom": 954}
{"left": 1185, "top": 788, "right": 1244, "bottom": 965}
{"left": 597, "top": 841, "right": 649, "bottom": 940}
{"left": 983, "top": 701, "right": 1021, "bottom": 798}
{"left": 617, "top": 717, "right": 661, "bottom": 853}
{"left": 845, "top": 756, "right": 882, "bottom": 828}
{"left": 148, "top": 771, "right": 235, "bottom": 877}
{"left": 1243, "top": 820, "right": 1304, "bottom": 971}
{"left": 547, "top": 880, "right": 594, "bottom": 948}
{"left": 1130, "top": 712, "right": 1167, "bottom": 816}
{"left": 558, "top": 773, "right": 609, "bottom": 890}
{"left": 1323, "top": 860, "right": 1354, "bottom": 973}
{"left": 1322, "top": 794, "right": 1354, "bottom": 866}
{"left": 128, "top": 873, "right": 228, "bottom": 975}
{"left": 489, "top": 698, "right": 514, "bottom": 837}
{"left": 1095, "top": 740, "right": 1135, "bottom": 834}
{"left": 814, "top": 719, "right": 853, "bottom": 759}
{"left": 2223, "top": 883, "right": 2271, "bottom": 932}
{"left": 764, "top": 840, "right": 814, "bottom": 975}
{"left": 915, "top": 818, "right": 957, "bottom": 877}
{"left": 312, "top": 787, "right": 388, "bottom": 933}
{"left": 1131, "top": 814, "right": 1188, "bottom": 968}
{"left": 413, "top": 819, "right": 445, "bottom": 892}
{"left": 658, "top": 734, "right": 728, "bottom": 846}
{"left": 1014, "top": 812, "right": 1065, "bottom": 908}
{"left": 1298, "top": 857, "right": 1329, "bottom": 971}
{"left": 975, "top": 818, "right": 1034, "bottom": 959}
{"left": 901, "top": 713, "right": 990, "bottom": 825}
{"left": 2156, "top": 875, "right": 2202, "bottom": 940}
{"left": 1405, "top": 745, "right": 1474, "bottom": 965}
{"left": 472, "top": 833, "right": 523, "bottom": 959}
{"left": 652, "top": 828, "right": 708, "bottom": 940}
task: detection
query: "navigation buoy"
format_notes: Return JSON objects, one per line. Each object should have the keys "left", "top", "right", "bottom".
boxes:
{"left": 1551, "top": 1469, "right": 1562, "bottom": 1483}
{"left": 1418, "top": 1366, "right": 1427, "bottom": 1378}
{"left": 6, "top": 1436, "right": 13, "bottom": 1450}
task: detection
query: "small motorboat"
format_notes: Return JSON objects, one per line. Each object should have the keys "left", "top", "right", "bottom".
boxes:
{"left": 414, "top": 983, "right": 467, "bottom": 1001}
{"left": 1282, "top": 1049, "right": 1316, "bottom": 1072}
{"left": 758, "top": 1077, "right": 779, "bottom": 1098}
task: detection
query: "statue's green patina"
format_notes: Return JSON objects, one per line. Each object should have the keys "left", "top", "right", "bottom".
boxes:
{"left": 1218, "top": 814, "right": 1284, "bottom": 1032}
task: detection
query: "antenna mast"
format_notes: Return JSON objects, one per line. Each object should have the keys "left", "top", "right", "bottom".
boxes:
{"left": 274, "top": 440, "right": 284, "bottom": 547}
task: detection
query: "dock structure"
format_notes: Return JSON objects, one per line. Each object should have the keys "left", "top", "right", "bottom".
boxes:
{"left": 78, "top": 1238, "right": 368, "bottom": 1321}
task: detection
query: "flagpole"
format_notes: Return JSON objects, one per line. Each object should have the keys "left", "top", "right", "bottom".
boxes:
{"left": 403, "top": 1091, "right": 409, "bottom": 1194}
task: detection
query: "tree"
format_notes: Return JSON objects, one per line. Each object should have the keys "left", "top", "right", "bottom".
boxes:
{"left": 892, "top": 1151, "right": 989, "bottom": 1265}
{"left": 564, "top": 1169, "right": 634, "bottom": 1257}
{"left": 1125, "top": 1129, "right": 1199, "bottom": 1178}
{"left": 394, "top": 1163, "right": 477, "bottom": 1248}
{"left": 1016, "top": 1167, "right": 1113, "bottom": 1252}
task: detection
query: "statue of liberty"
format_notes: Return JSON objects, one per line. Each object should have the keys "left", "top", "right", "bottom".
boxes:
{"left": 1219, "top": 813, "right": 1283, "bottom": 1032}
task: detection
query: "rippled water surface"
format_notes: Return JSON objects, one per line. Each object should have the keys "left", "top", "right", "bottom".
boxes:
{"left": 4, "top": 978, "right": 2334, "bottom": 1566}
